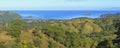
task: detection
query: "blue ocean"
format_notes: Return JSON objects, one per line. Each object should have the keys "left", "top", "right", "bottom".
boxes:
{"left": 10, "top": 10, "right": 120, "bottom": 19}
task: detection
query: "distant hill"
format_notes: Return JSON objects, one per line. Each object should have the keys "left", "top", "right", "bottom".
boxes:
{"left": 0, "top": 11, "right": 22, "bottom": 24}
{"left": 43, "top": 18, "right": 102, "bottom": 34}
{"left": 101, "top": 13, "right": 120, "bottom": 18}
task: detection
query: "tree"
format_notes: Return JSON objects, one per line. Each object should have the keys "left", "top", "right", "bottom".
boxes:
{"left": 42, "top": 24, "right": 66, "bottom": 41}
{"left": 33, "top": 38, "right": 41, "bottom": 47}
{"left": 32, "top": 27, "right": 42, "bottom": 38}
{"left": 12, "top": 43, "right": 23, "bottom": 48}
{"left": 48, "top": 40, "right": 58, "bottom": 48}
{"left": 96, "top": 19, "right": 120, "bottom": 48}
{"left": 7, "top": 20, "right": 23, "bottom": 42}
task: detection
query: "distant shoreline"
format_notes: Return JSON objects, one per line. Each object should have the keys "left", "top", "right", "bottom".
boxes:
{"left": 0, "top": 10, "right": 120, "bottom": 19}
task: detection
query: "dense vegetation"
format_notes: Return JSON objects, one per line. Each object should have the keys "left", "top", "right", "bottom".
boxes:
{"left": 0, "top": 11, "right": 120, "bottom": 48}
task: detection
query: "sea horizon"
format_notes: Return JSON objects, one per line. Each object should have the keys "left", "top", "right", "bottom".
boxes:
{"left": 1, "top": 10, "right": 120, "bottom": 19}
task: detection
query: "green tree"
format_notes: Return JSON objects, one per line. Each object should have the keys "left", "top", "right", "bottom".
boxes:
{"left": 32, "top": 27, "right": 42, "bottom": 38}
{"left": 8, "top": 20, "right": 23, "bottom": 42}
{"left": 33, "top": 38, "right": 41, "bottom": 47}
{"left": 48, "top": 40, "right": 58, "bottom": 48}
{"left": 12, "top": 43, "right": 23, "bottom": 48}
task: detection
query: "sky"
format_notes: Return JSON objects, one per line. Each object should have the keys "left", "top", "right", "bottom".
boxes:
{"left": 0, "top": 0, "right": 120, "bottom": 10}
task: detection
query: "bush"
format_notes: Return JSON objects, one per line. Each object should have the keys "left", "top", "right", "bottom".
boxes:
{"left": 33, "top": 38, "right": 41, "bottom": 47}
{"left": 12, "top": 43, "right": 23, "bottom": 48}
{"left": 32, "top": 27, "right": 42, "bottom": 38}
{"left": 48, "top": 40, "right": 58, "bottom": 48}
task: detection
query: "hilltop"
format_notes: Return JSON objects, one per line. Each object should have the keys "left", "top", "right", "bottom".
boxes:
{"left": 0, "top": 11, "right": 22, "bottom": 24}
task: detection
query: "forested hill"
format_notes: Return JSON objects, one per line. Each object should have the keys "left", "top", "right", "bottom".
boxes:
{"left": 41, "top": 15, "right": 120, "bottom": 48}
{"left": 0, "top": 11, "right": 22, "bottom": 24}
{"left": 0, "top": 12, "right": 120, "bottom": 48}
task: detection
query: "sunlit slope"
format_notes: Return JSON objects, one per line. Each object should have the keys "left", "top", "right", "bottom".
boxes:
{"left": 45, "top": 18, "right": 102, "bottom": 34}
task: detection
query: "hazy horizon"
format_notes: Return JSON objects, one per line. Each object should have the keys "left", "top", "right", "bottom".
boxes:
{"left": 0, "top": 0, "right": 120, "bottom": 10}
{"left": 6, "top": 10, "right": 120, "bottom": 19}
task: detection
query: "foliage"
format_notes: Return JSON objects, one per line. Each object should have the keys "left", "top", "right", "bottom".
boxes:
{"left": 0, "top": 12, "right": 120, "bottom": 48}
{"left": 12, "top": 43, "right": 23, "bottom": 48}
{"left": 96, "top": 18, "right": 120, "bottom": 48}
{"left": 7, "top": 20, "right": 24, "bottom": 42}
{"left": 32, "top": 27, "right": 42, "bottom": 38}
{"left": 42, "top": 24, "right": 66, "bottom": 41}
{"left": 48, "top": 40, "right": 58, "bottom": 48}
{"left": 33, "top": 38, "right": 41, "bottom": 47}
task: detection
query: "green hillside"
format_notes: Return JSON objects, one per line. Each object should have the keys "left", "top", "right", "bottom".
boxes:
{"left": 0, "top": 12, "right": 120, "bottom": 48}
